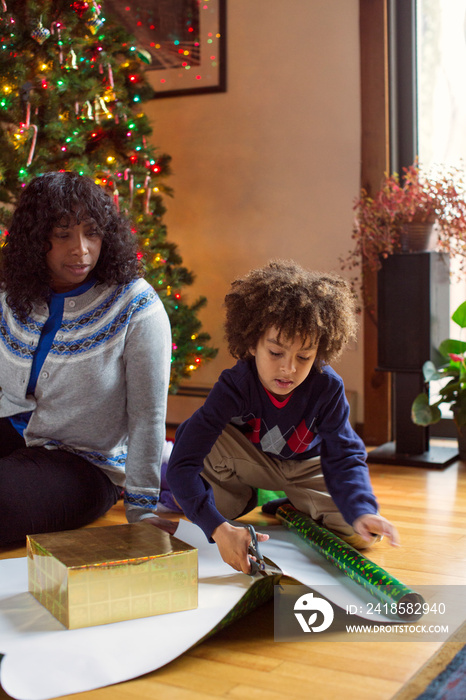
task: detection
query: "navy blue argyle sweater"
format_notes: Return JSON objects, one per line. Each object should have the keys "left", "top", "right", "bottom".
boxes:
{"left": 167, "top": 359, "right": 378, "bottom": 540}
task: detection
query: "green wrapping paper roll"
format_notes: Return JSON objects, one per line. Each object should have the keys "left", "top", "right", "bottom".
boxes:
{"left": 276, "top": 504, "right": 425, "bottom": 621}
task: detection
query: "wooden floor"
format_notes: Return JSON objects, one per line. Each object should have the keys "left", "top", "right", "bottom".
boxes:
{"left": 2, "top": 443, "right": 466, "bottom": 700}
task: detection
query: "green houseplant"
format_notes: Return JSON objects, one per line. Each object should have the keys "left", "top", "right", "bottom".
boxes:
{"left": 411, "top": 301, "right": 466, "bottom": 449}
{"left": 340, "top": 162, "right": 466, "bottom": 285}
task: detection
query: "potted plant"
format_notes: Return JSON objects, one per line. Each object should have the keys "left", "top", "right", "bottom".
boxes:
{"left": 411, "top": 300, "right": 466, "bottom": 457}
{"left": 340, "top": 161, "right": 466, "bottom": 286}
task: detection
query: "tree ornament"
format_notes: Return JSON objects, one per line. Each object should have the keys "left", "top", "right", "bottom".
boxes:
{"left": 80, "top": 100, "right": 94, "bottom": 120}
{"left": 24, "top": 102, "right": 31, "bottom": 127}
{"left": 144, "top": 174, "right": 151, "bottom": 214}
{"left": 50, "top": 22, "right": 64, "bottom": 63}
{"left": 93, "top": 96, "right": 109, "bottom": 123}
{"left": 124, "top": 168, "right": 134, "bottom": 208}
{"left": 136, "top": 48, "right": 152, "bottom": 65}
{"left": 65, "top": 49, "right": 78, "bottom": 70}
{"left": 26, "top": 125, "right": 38, "bottom": 166}
{"left": 31, "top": 19, "right": 51, "bottom": 44}
{"left": 71, "top": 1, "right": 89, "bottom": 17}
{"left": 107, "top": 64, "right": 114, "bottom": 87}
{"left": 86, "top": 10, "right": 104, "bottom": 35}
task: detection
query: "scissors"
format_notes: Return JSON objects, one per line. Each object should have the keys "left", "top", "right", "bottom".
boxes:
{"left": 246, "top": 524, "right": 282, "bottom": 577}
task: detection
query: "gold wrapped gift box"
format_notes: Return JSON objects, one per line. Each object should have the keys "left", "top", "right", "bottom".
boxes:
{"left": 27, "top": 521, "right": 198, "bottom": 629}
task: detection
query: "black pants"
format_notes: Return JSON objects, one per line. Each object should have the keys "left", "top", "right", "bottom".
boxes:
{"left": 0, "top": 418, "right": 121, "bottom": 547}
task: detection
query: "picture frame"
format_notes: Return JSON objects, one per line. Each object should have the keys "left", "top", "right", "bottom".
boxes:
{"left": 105, "top": 0, "right": 227, "bottom": 98}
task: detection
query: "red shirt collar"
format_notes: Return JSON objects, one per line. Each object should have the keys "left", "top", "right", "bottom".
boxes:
{"left": 264, "top": 387, "right": 293, "bottom": 408}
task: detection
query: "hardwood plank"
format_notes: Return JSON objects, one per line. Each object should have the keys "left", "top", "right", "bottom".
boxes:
{"left": 226, "top": 686, "right": 294, "bottom": 700}
{"left": 135, "top": 663, "right": 235, "bottom": 697}
{"left": 270, "top": 660, "right": 401, "bottom": 699}
{"left": 160, "top": 655, "right": 344, "bottom": 699}
{"left": 187, "top": 647, "right": 282, "bottom": 673}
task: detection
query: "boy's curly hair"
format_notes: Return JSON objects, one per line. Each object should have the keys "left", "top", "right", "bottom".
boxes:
{"left": 0, "top": 171, "right": 140, "bottom": 320}
{"left": 224, "top": 260, "right": 358, "bottom": 369}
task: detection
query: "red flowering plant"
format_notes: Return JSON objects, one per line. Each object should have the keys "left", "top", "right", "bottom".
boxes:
{"left": 340, "top": 162, "right": 466, "bottom": 288}
{"left": 412, "top": 301, "right": 466, "bottom": 431}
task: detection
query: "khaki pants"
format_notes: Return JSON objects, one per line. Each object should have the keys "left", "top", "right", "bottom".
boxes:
{"left": 202, "top": 423, "right": 372, "bottom": 549}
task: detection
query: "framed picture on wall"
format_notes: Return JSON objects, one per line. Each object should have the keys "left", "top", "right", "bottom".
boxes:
{"left": 105, "top": 0, "right": 227, "bottom": 98}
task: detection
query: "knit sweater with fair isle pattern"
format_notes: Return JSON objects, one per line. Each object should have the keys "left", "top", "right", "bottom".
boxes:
{"left": 167, "top": 359, "right": 378, "bottom": 540}
{"left": 0, "top": 278, "right": 171, "bottom": 522}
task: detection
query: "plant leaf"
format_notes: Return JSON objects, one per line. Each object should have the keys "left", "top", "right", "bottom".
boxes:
{"left": 439, "top": 382, "right": 459, "bottom": 400}
{"left": 452, "top": 301, "right": 466, "bottom": 329}
{"left": 422, "top": 360, "right": 443, "bottom": 381}
{"left": 411, "top": 393, "right": 442, "bottom": 425}
{"left": 438, "top": 338, "right": 466, "bottom": 359}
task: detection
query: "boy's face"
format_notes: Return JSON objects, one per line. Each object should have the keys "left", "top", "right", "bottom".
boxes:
{"left": 250, "top": 327, "right": 318, "bottom": 400}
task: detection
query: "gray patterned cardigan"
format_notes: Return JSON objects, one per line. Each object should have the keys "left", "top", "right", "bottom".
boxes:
{"left": 0, "top": 277, "right": 171, "bottom": 522}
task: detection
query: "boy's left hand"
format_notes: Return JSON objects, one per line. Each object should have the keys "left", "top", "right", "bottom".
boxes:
{"left": 353, "top": 514, "right": 400, "bottom": 547}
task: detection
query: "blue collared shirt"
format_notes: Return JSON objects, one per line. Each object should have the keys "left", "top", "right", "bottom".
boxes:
{"left": 8, "top": 277, "right": 96, "bottom": 435}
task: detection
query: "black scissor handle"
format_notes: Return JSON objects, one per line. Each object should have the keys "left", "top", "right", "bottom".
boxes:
{"left": 247, "top": 524, "right": 264, "bottom": 575}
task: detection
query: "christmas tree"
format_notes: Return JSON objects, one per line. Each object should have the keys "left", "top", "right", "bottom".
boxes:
{"left": 0, "top": 0, "right": 217, "bottom": 391}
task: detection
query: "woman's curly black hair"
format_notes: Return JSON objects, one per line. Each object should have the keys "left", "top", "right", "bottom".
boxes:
{"left": 224, "top": 260, "right": 358, "bottom": 370}
{"left": 0, "top": 171, "right": 140, "bottom": 320}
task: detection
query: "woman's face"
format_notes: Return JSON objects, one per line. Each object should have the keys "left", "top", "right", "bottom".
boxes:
{"left": 46, "top": 216, "right": 102, "bottom": 293}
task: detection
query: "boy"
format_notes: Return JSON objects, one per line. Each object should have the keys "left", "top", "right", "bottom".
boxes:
{"left": 166, "top": 260, "right": 399, "bottom": 573}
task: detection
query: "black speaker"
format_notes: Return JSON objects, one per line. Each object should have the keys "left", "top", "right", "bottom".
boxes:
{"left": 368, "top": 251, "right": 459, "bottom": 465}
{"left": 377, "top": 252, "right": 450, "bottom": 371}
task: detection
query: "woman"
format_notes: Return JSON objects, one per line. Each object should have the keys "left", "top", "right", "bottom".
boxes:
{"left": 0, "top": 171, "right": 171, "bottom": 545}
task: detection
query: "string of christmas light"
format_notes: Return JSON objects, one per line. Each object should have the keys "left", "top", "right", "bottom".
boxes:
{"left": 0, "top": 0, "right": 217, "bottom": 390}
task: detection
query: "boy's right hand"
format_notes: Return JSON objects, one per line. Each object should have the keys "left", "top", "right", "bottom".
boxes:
{"left": 212, "top": 521, "right": 269, "bottom": 574}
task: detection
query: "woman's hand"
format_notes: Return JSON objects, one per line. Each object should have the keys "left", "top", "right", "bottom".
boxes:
{"left": 353, "top": 513, "right": 401, "bottom": 547}
{"left": 212, "top": 521, "right": 269, "bottom": 573}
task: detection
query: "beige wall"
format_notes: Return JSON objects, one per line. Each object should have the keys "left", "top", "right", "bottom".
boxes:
{"left": 145, "top": 0, "right": 363, "bottom": 423}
